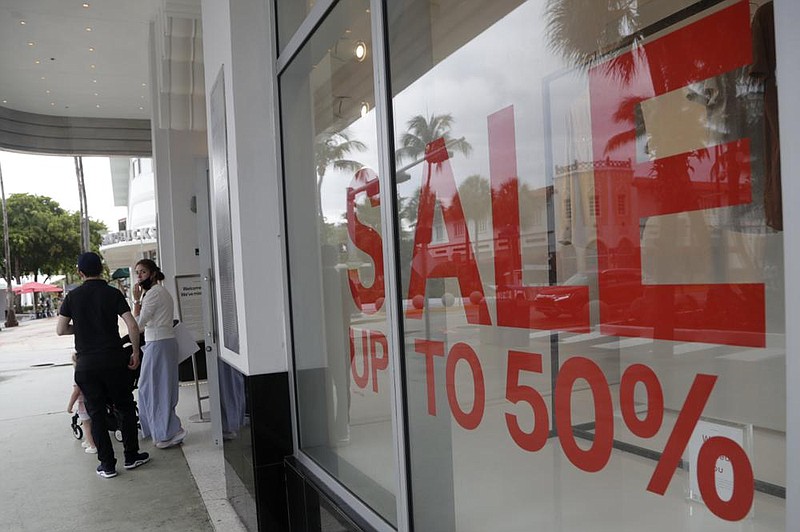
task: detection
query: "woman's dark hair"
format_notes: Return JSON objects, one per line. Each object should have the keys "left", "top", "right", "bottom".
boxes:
{"left": 135, "top": 259, "right": 165, "bottom": 281}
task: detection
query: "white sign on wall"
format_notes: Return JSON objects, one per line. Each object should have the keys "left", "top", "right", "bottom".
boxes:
{"left": 685, "top": 417, "right": 753, "bottom": 515}
{"left": 175, "top": 274, "right": 204, "bottom": 343}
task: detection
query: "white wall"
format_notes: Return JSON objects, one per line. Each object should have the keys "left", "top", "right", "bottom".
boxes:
{"left": 201, "top": 0, "right": 287, "bottom": 375}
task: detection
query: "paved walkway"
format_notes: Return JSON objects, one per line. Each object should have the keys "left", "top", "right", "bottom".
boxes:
{"left": 0, "top": 317, "right": 247, "bottom": 531}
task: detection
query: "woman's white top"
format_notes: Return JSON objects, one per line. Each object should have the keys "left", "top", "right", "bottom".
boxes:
{"left": 137, "top": 283, "right": 176, "bottom": 342}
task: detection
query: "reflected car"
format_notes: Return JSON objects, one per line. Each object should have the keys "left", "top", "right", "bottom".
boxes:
{"left": 531, "top": 269, "right": 644, "bottom": 321}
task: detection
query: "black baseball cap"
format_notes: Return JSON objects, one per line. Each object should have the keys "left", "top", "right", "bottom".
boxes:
{"left": 77, "top": 252, "right": 103, "bottom": 276}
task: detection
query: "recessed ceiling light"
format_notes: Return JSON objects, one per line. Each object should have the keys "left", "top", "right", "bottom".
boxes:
{"left": 93, "top": 92, "right": 98, "bottom": 96}
{"left": 2, "top": 100, "right": 7, "bottom": 104}
{"left": 40, "top": 76, "right": 46, "bottom": 80}
{"left": 141, "top": 83, "right": 147, "bottom": 87}
{"left": 96, "top": 104, "right": 101, "bottom": 108}
{"left": 82, "top": 3, "right": 90, "bottom": 7}
{"left": 27, "top": 42, "right": 35, "bottom": 47}
{"left": 46, "top": 90, "right": 51, "bottom": 94}
{"left": 92, "top": 79, "right": 97, "bottom": 83}
{"left": 138, "top": 106, "right": 144, "bottom": 110}
{"left": 354, "top": 41, "right": 367, "bottom": 61}
{"left": 20, "top": 20, "right": 26, "bottom": 25}
{"left": 85, "top": 27, "right": 92, "bottom": 32}
{"left": 90, "top": 64, "right": 95, "bottom": 69}
{"left": 50, "top": 102, "right": 55, "bottom": 106}
{"left": 34, "top": 60, "right": 40, "bottom": 64}
{"left": 89, "top": 47, "right": 95, "bottom": 52}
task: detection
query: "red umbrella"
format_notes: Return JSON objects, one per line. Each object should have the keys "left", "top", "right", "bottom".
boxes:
{"left": 12, "top": 281, "right": 63, "bottom": 294}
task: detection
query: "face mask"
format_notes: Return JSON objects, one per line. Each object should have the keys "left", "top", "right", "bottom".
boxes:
{"left": 139, "top": 277, "right": 153, "bottom": 290}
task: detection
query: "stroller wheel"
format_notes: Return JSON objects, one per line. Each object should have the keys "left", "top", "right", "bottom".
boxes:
{"left": 115, "top": 429, "right": 123, "bottom": 442}
{"left": 71, "top": 414, "right": 83, "bottom": 440}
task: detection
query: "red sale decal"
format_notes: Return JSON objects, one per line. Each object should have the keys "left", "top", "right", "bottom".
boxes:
{"left": 489, "top": 106, "right": 590, "bottom": 332}
{"left": 347, "top": 168, "right": 385, "bottom": 314}
{"left": 406, "top": 138, "right": 492, "bottom": 325}
{"left": 446, "top": 342, "right": 485, "bottom": 430}
{"left": 619, "top": 364, "right": 663, "bottom": 438}
{"left": 414, "top": 338, "right": 446, "bottom": 415}
{"left": 505, "top": 351, "right": 549, "bottom": 452}
{"left": 349, "top": 327, "right": 370, "bottom": 390}
{"left": 349, "top": 327, "right": 389, "bottom": 393}
{"left": 697, "top": 436, "right": 754, "bottom": 521}
{"left": 369, "top": 330, "right": 389, "bottom": 393}
{"left": 555, "top": 357, "right": 614, "bottom": 472}
{"left": 588, "top": 0, "right": 765, "bottom": 347}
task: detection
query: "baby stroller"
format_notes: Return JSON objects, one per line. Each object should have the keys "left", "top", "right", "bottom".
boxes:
{"left": 107, "top": 334, "right": 144, "bottom": 440}
{"left": 71, "top": 403, "right": 137, "bottom": 442}
{"left": 71, "top": 401, "right": 138, "bottom": 442}
{"left": 70, "top": 334, "right": 144, "bottom": 442}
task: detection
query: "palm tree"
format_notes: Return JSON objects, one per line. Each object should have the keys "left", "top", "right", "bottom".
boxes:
{"left": 314, "top": 130, "right": 367, "bottom": 219}
{"left": 396, "top": 113, "right": 473, "bottom": 166}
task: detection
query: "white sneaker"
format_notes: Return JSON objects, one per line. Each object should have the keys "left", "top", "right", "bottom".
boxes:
{"left": 85, "top": 446, "right": 98, "bottom": 454}
{"left": 155, "top": 427, "right": 187, "bottom": 449}
{"left": 81, "top": 441, "right": 89, "bottom": 449}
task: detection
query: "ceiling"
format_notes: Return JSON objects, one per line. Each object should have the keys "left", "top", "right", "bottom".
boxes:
{"left": 0, "top": 0, "right": 162, "bottom": 120}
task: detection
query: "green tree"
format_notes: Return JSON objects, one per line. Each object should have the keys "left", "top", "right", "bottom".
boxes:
{"left": 7, "top": 194, "right": 65, "bottom": 281}
{"left": 315, "top": 130, "right": 367, "bottom": 219}
{"left": 6, "top": 193, "right": 106, "bottom": 281}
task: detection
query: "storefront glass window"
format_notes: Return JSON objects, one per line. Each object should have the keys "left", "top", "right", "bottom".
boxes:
{"left": 275, "top": 0, "right": 318, "bottom": 52}
{"left": 386, "top": 0, "right": 785, "bottom": 530}
{"left": 279, "top": 0, "right": 397, "bottom": 525}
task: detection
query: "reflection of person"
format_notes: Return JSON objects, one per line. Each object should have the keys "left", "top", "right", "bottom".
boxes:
{"left": 57, "top": 252, "right": 149, "bottom": 479}
{"left": 133, "top": 259, "right": 186, "bottom": 449}
{"left": 67, "top": 354, "right": 97, "bottom": 454}
{"left": 218, "top": 358, "right": 246, "bottom": 439}
{"left": 750, "top": 1, "right": 781, "bottom": 231}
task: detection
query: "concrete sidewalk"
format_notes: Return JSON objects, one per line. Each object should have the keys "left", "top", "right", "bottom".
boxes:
{"left": 0, "top": 317, "right": 246, "bottom": 531}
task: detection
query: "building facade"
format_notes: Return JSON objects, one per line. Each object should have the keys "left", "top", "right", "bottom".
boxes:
{"left": 3, "top": 0, "right": 799, "bottom": 530}
{"left": 197, "top": 0, "right": 800, "bottom": 530}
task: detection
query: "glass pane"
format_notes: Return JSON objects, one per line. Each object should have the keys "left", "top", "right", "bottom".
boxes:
{"left": 275, "top": 0, "right": 318, "bottom": 53}
{"left": 279, "top": 0, "right": 397, "bottom": 526}
{"left": 387, "top": 0, "right": 785, "bottom": 530}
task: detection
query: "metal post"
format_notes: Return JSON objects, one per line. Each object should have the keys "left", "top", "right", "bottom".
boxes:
{"left": 0, "top": 161, "right": 18, "bottom": 327}
{"left": 74, "top": 156, "right": 90, "bottom": 253}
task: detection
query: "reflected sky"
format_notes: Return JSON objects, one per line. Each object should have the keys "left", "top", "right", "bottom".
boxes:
{"left": 320, "top": 1, "right": 583, "bottom": 222}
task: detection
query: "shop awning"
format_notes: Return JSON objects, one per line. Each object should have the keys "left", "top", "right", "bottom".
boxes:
{"left": 111, "top": 267, "right": 130, "bottom": 279}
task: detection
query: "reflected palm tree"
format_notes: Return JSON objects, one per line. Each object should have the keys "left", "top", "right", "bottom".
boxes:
{"left": 399, "top": 187, "right": 421, "bottom": 231}
{"left": 396, "top": 113, "right": 472, "bottom": 165}
{"left": 544, "top": 0, "right": 641, "bottom": 84}
{"left": 315, "top": 130, "right": 367, "bottom": 219}
{"left": 457, "top": 175, "right": 491, "bottom": 260}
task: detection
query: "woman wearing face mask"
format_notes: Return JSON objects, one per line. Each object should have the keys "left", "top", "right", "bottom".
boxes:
{"left": 132, "top": 259, "right": 186, "bottom": 449}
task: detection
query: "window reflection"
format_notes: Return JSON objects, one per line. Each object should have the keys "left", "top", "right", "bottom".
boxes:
{"left": 280, "top": 0, "right": 397, "bottom": 525}
{"left": 388, "top": 0, "right": 784, "bottom": 530}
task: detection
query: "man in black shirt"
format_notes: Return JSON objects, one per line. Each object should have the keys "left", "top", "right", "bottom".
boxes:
{"left": 57, "top": 252, "right": 150, "bottom": 478}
